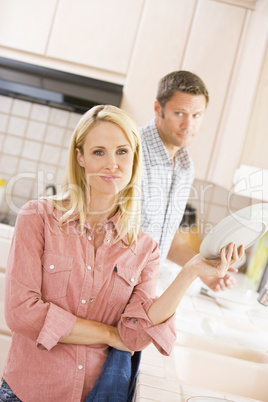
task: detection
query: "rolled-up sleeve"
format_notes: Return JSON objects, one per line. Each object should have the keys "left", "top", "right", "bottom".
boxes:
{"left": 4, "top": 201, "right": 76, "bottom": 350}
{"left": 117, "top": 242, "right": 177, "bottom": 356}
{"left": 118, "top": 299, "right": 176, "bottom": 355}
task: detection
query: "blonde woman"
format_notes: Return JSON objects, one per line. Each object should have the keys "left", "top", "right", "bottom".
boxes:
{"left": 1, "top": 105, "right": 243, "bottom": 402}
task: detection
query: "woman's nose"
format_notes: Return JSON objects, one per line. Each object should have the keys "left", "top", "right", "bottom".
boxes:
{"left": 105, "top": 155, "right": 118, "bottom": 171}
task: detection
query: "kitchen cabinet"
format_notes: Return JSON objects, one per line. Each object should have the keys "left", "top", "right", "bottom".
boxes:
{"left": 240, "top": 39, "right": 268, "bottom": 170}
{"left": 47, "top": 0, "right": 144, "bottom": 75}
{"left": 0, "top": 0, "right": 58, "bottom": 55}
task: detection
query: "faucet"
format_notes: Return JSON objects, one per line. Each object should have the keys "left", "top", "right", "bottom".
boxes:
{"left": 258, "top": 285, "right": 268, "bottom": 306}
{"left": 45, "top": 184, "right": 57, "bottom": 196}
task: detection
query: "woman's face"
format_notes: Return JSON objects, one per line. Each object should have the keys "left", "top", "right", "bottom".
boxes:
{"left": 76, "top": 121, "right": 134, "bottom": 202}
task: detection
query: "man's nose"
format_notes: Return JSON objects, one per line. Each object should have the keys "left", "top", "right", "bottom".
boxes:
{"left": 181, "top": 115, "right": 192, "bottom": 129}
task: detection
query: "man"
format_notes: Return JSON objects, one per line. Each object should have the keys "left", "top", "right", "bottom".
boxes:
{"left": 140, "top": 70, "right": 236, "bottom": 291}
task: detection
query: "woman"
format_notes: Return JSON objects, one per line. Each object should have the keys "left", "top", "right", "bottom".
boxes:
{"left": 0, "top": 105, "right": 243, "bottom": 401}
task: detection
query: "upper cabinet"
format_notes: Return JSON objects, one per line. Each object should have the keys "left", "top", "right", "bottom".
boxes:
{"left": 46, "top": 0, "right": 144, "bottom": 75}
{"left": 0, "top": 0, "right": 58, "bottom": 55}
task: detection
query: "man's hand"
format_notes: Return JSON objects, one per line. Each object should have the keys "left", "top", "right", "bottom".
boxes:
{"left": 200, "top": 270, "right": 237, "bottom": 291}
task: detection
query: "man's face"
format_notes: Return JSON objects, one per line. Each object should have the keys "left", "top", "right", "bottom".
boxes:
{"left": 154, "top": 91, "right": 207, "bottom": 158}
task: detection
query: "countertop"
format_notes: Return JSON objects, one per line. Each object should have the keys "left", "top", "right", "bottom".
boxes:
{"left": 134, "top": 260, "right": 268, "bottom": 402}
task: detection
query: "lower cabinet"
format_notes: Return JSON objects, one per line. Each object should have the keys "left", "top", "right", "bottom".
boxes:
{"left": 0, "top": 334, "right": 11, "bottom": 376}
{"left": 0, "top": 272, "right": 12, "bottom": 377}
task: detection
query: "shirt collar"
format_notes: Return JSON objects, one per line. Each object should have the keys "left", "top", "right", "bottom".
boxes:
{"left": 143, "top": 118, "right": 192, "bottom": 170}
{"left": 52, "top": 204, "right": 121, "bottom": 232}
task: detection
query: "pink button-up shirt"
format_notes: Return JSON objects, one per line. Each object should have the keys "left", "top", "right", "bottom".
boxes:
{"left": 3, "top": 200, "right": 176, "bottom": 402}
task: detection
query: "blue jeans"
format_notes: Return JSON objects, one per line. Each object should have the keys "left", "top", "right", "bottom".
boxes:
{"left": 0, "top": 379, "right": 21, "bottom": 401}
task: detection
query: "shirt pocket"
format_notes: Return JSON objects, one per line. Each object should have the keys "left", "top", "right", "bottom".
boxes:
{"left": 108, "top": 264, "right": 140, "bottom": 312}
{"left": 41, "top": 252, "right": 73, "bottom": 300}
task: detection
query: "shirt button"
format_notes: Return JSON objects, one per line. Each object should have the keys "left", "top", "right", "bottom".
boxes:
{"left": 106, "top": 238, "right": 110, "bottom": 243}
{"left": 130, "top": 278, "right": 134, "bottom": 283}
{"left": 88, "top": 236, "right": 92, "bottom": 241}
{"left": 49, "top": 265, "right": 55, "bottom": 270}
{"left": 87, "top": 265, "right": 92, "bottom": 270}
{"left": 97, "top": 265, "right": 101, "bottom": 270}
{"left": 81, "top": 299, "right": 86, "bottom": 304}
{"left": 133, "top": 319, "right": 138, "bottom": 324}
{"left": 90, "top": 297, "right": 95, "bottom": 302}
{"left": 78, "top": 365, "right": 83, "bottom": 370}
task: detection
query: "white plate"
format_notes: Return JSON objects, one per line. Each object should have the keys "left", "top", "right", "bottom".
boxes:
{"left": 187, "top": 397, "right": 235, "bottom": 402}
{"left": 200, "top": 203, "right": 268, "bottom": 259}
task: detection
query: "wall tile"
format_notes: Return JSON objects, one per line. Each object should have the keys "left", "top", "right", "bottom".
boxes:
{"left": 26, "top": 120, "right": 46, "bottom": 141}
{"left": 68, "top": 112, "right": 81, "bottom": 129}
{"left": 59, "top": 148, "right": 68, "bottom": 168}
{"left": 30, "top": 103, "right": 50, "bottom": 122}
{"left": 0, "top": 95, "right": 13, "bottom": 113}
{"left": 0, "top": 113, "right": 9, "bottom": 132}
{"left": 49, "top": 108, "right": 70, "bottom": 127}
{"left": 7, "top": 116, "right": 28, "bottom": 137}
{"left": 11, "top": 99, "right": 32, "bottom": 118}
{"left": 45, "top": 125, "right": 65, "bottom": 145}
{"left": 0, "top": 154, "right": 19, "bottom": 176}
{"left": 40, "top": 144, "right": 61, "bottom": 165}
{"left": 63, "top": 129, "right": 73, "bottom": 147}
{"left": 18, "top": 159, "right": 38, "bottom": 174}
{"left": 21, "top": 140, "right": 42, "bottom": 161}
{"left": 3, "top": 135, "right": 23, "bottom": 157}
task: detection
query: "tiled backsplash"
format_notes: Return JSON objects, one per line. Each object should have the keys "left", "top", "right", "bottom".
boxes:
{"left": 0, "top": 95, "right": 81, "bottom": 222}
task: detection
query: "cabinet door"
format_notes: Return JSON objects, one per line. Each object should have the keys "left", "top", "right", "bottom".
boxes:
{"left": 183, "top": 0, "right": 246, "bottom": 180}
{"left": 0, "top": 273, "right": 10, "bottom": 335}
{"left": 0, "top": 334, "right": 12, "bottom": 376}
{"left": 47, "top": 0, "right": 144, "bottom": 74}
{"left": 240, "top": 41, "right": 268, "bottom": 169}
{"left": 0, "top": 0, "right": 58, "bottom": 54}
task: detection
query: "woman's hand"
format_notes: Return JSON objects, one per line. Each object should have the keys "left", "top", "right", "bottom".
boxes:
{"left": 109, "top": 327, "right": 134, "bottom": 355}
{"left": 184, "top": 243, "right": 244, "bottom": 280}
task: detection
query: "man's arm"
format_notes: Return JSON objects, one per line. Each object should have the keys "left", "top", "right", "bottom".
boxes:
{"left": 167, "top": 230, "right": 237, "bottom": 291}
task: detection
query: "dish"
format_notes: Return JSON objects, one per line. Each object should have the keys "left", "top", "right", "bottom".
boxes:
{"left": 202, "top": 287, "right": 258, "bottom": 311}
{"left": 200, "top": 203, "right": 268, "bottom": 259}
{"left": 187, "top": 397, "right": 235, "bottom": 402}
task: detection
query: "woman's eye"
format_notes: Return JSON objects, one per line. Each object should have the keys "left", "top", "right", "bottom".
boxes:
{"left": 93, "top": 150, "right": 103, "bottom": 156}
{"left": 117, "top": 149, "right": 127, "bottom": 155}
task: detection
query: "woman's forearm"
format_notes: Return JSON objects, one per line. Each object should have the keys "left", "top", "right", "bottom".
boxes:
{"left": 59, "top": 317, "right": 132, "bottom": 352}
{"left": 59, "top": 317, "right": 113, "bottom": 345}
{"left": 147, "top": 265, "right": 197, "bottom": 325}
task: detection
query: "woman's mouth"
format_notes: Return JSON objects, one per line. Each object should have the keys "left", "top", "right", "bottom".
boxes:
{"left": 99, "top": 175, "right": 120, "bottom": 182}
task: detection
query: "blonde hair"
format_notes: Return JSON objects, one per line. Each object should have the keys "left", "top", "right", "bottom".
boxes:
{"left": 48, "top": 105, "right": 142, "bottom": 246}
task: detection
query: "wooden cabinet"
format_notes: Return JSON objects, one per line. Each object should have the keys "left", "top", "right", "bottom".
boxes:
{"left": 47, "top": 0, "right": 144, "bottom": 75}
{"left": 0, "top": 0, "right": 57, "bottom": 55}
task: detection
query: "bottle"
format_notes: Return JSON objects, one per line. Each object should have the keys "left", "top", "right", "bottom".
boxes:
{"left": 0, "top": 179, "right": 5, "bottom": 207}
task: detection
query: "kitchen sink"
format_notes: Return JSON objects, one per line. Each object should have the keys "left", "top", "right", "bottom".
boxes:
{"left": 172, "top": 333, "right": 268, "bottom": 401}
{"left": 176, "top": 331, "right": 268, "bottom": 363}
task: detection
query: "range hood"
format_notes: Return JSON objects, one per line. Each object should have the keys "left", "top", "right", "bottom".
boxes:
{"left": 0, "top": 57, "right": 123, "bottom": 114}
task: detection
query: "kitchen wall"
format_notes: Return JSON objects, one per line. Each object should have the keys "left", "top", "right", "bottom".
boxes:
{"left": 0, "top": 0, "right": 267, "bottom": 224}
{"left": 0, "top": 95, "right": 81, "bottom": 222}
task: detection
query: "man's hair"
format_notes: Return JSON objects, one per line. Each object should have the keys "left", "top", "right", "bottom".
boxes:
{"left": 156, "top": 70, "right": 209, "bottom": 109}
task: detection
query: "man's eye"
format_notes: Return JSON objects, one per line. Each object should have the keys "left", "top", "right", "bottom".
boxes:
{"left": 176, "top": 112, "right": 183, "bottom": 116}
{"left": 194, "top": 113, "right": 201, "bottom": 118}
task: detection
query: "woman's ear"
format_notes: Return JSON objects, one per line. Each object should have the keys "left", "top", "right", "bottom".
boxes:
{"left": 76, "top": 148, "right": 84, "bottom": 167}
